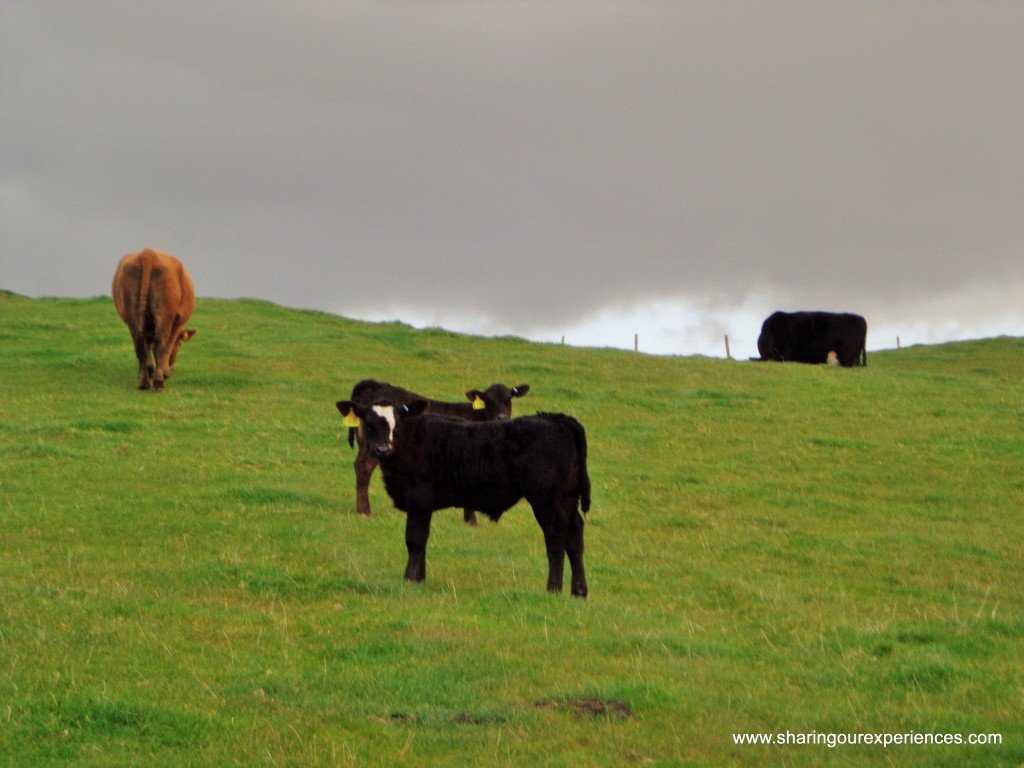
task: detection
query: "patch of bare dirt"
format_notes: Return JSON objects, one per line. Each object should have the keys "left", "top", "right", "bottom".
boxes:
{"left": 535, "top": 696, "right": 633, "bottom": 720}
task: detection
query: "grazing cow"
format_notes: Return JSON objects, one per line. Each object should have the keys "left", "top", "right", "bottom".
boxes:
{"left": 112, "top": 249, "right": 196, "bottom": 390}
{"left": 340, "top": 379, "right": 529, "bottom": 523}
{"left": 756, "top": 311, "right": 867, "bottom": 367}
{"left": 336, "top": 399, "right": 591, "bottom": 597}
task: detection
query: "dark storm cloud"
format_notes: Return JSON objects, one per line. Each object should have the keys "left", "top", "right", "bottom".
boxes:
{"left": 2, "top": 2, "right": 1022, "bottom": 338}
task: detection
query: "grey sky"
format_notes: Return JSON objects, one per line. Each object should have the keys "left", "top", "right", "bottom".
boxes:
{"left": 2, "top": 2, "right": 1022, "bottom": 356}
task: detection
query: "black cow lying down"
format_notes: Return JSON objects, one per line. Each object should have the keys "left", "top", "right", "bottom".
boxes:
{"left": 756, "top": 311, "right": 868, "bottom": 367}
{"left": 336, "top": 399, "right": 592, "bottom": 597}
{"left": 342, "top": 379, "right": 529, "bottom": 523}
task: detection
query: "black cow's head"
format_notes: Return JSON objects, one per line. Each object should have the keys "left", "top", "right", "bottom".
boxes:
{"left": 336, "top": 399, "right": 428, "bottom": 459}
{"left": 464, "top": 383, "right": 529, "bottom": 420}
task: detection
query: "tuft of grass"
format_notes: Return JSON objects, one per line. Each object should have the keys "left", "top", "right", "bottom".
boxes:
{"left": 1, "top": 291, "right": 1022, "bottom": 766}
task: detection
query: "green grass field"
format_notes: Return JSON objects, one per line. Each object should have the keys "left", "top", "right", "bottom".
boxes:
{"left": 1, "top": 292, "right": 1021, "bottom": 767}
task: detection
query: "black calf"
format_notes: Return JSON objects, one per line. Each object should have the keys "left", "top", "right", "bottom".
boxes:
{"left": 336, "top": 399, "right": 591, "bottom": 597}
{"left": 340, "top": 379, "right": 528, "bottom": 524}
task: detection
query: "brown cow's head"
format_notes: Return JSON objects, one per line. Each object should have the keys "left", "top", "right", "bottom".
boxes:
{"left": 172, "top": 328, "right": 197, "bottom": 363}
{"left": 153, "top": 327, "right": 197, "bottom": 389}
{"left": 336, "top": 399, "right": 429, "bottom": 460}
{"left": 464, "top": 383, "right": 529, "bottom": 420}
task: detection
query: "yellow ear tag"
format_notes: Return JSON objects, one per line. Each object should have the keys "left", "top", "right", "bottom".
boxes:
{"left": 472, "top": 396, "right": 486, "bottom": 410}
{"left": 342, "top": 413, "right": 361, "bottom": 428}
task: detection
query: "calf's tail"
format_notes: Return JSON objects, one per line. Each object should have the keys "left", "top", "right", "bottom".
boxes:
{"left": 541, "top": 413, "right": 591, "bottom": 513}
{"left": 579, "top": 443, "right": 591, "bottom": 513}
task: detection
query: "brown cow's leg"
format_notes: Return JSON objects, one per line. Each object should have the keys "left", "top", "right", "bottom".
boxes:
{"left": 152, "top": 334, "right": 174, "bottom": 390}
{"left": 462, "top": 509, "right": 478, "bottom": 526}
{"left": 403, "top": 510, "right": 433, "bottom": 582}
{"left": 565, "top": 503, "right": 588, "bottom": 599}
{"left": 150, "top": 338, "right": 165, "bottom": 390}
{"left": 132, "top": 334, "right": 153, "bottom": 390}
{"left": 354, "top": 446, "right": 376, "bottom": 517}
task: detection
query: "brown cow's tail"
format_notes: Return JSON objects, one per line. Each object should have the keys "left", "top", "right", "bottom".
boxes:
{"left": 134, "top": 251, "right": 154, "bottom": 335}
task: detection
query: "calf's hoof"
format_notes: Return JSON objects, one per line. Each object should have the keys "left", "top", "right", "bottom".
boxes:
{"left": 403, "top": 562, "right": 426, "bottom": 582}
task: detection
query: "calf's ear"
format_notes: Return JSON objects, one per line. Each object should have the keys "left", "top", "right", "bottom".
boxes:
{"left": 337, "top": 400, "right": 363, "bottom": 427}
{"left": 181, "top": 328, "right": 197, "bottom": 342}
{"left": 511, "top": 384, "right": 529, "bottom": 397}
{"left": 465, "top": 389, "right": 483, "bottom": 402}
{"left": 402, "top": 399, "right": 429, "bottom": 417}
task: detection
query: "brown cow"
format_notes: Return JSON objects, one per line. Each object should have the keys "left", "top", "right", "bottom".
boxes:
{"left": 112, "top": 248, "right": 196, "bottom": 391}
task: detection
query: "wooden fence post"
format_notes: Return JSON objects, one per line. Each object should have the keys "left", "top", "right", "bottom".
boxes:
{"left": 724, "top": 334, "right": 732, "bottom": 360}
{"left": 634, "top": 333, "right": 639, "bottom": 352}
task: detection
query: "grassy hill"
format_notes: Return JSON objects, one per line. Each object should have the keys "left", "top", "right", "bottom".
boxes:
{"left": 1, "top": 293, "right": 1021, "bottom": 767}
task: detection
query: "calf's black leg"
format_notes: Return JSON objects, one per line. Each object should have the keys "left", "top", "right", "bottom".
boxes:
{"left": 532, "top": 503, "right": 566, "bottom": 593}
{"left": 462, "top": 508, "right": 478, "bottom": 526}
{"left": 353, "top": 446, "right": 376, "bottom": 517}
{"left": 565, "top": 504, "right": 588, "bottom": 599}
{"left": 403, "top": 510, "right": 433, "bottom": 582}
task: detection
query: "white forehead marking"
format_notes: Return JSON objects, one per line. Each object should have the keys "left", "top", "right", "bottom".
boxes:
{"left": 372, "top": 405, "right": 396, "bottom": 439}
